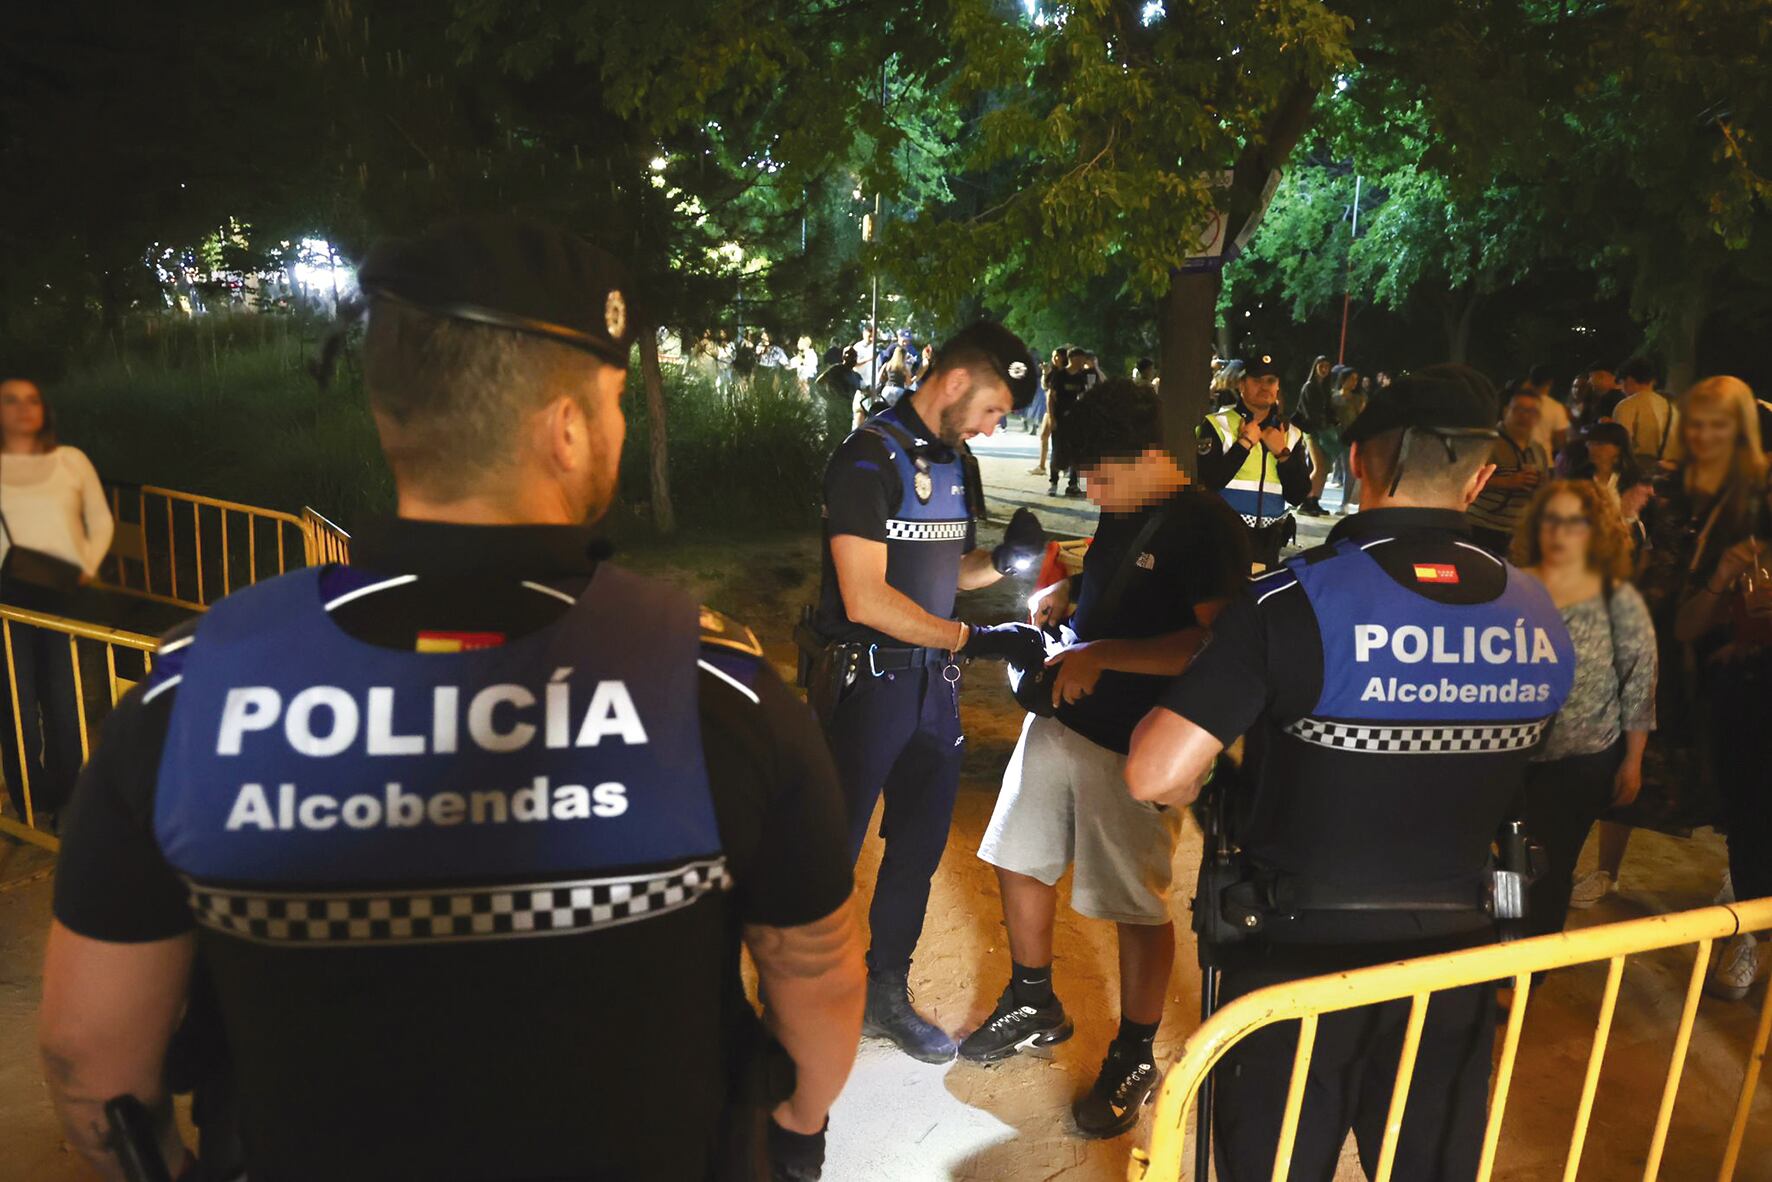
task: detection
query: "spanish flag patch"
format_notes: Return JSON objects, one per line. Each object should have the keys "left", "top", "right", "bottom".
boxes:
{"left": 415, "top": 631, "right": 507, "bottom": 653}
{"left": 1412, "top": 563, "right": 1460, "bottom": 584}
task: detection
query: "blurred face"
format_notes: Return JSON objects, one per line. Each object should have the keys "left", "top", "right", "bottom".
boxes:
{"left": 1081, "top": 451, "right": 1183, "bottom": 514}
{"left": 1314, "top": 359, "right": 1332, "bottom": 380}
{"left": 1589, "top": 369, "right": 1616, "bottom": 392}
{"left": 1682, "top": 401, "right": 1739, "bottom": 465}
{"left": 1240, "top": 374, "right": 1281, "bottom": 413}
{"left": 1504, "top": 393, "right": 1542, "bottom": 436}
{"left": 1536, "top": 490, "right": 1593, "bottom": 568}
{"left": 0, "top": 380, "right": 45, "bottom": 441}
{"left": 1587, "top": 440, "right": 1621, "bottom": 473}
{"left": 937, "top": 376, "right": 1014, "bottom": 446}
{"left": 1052, "top": 350, "right": 1066, "bottom": 366}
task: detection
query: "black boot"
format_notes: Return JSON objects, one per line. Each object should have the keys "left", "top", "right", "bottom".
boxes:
{"left": 863, "top": 971, "right": 956, "bottom": 1063}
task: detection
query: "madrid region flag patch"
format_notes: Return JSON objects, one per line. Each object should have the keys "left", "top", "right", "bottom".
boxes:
{"left": 1412, "top": 563, "right": 1460, "bottom": 584}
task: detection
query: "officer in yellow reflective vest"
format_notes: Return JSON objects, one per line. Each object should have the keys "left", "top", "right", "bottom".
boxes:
{"left": 1197, "top": 351, "right": 1313, "bottom": 570}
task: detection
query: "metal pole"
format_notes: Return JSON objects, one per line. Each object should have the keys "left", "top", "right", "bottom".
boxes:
{"left": 1195, "top": 966, "right": 1220, "bottom": 1182}
{"left": 870, "top": 196, "right": 881, "bottom": 393}
{"left": 1336, "top": 173, "right": 1361, "bottom": 365}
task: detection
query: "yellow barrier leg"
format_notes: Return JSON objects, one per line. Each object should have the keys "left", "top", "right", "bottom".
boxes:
{"left": 1642, "top": 939, "right": 1712, "bottom": 1180}
{"left": 1372, "top": 993, "right": 1429, "bottom": 1182}
{"left": 1269, "top": 1012, "right": 1318, "bottom": 1182}
{"left": 1477, "top": 972, "right": 1533, "bottom": 1182}
{"left": 1566, "top": 955, "right": 1625, "bottom": 1182}
{"left": 1717, "top": 957, "right": 1772, "bottom": 1181}
{"left": 3, "top": 619, "right": 33, "bottom": 830}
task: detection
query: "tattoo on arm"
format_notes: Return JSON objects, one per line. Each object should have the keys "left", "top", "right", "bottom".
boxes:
{"left": 744, "top": 901, "right": 859, "bottom": 980}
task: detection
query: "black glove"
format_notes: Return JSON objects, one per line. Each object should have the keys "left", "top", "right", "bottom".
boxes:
{"left": 769, "top": 1117, "right": 827, "bottom": 1182}
{"left": 965, "top": 621, "right": 1047, "bottom": 666}
{"left": 991, "top": 508, "right": 1048, "bottom": 576}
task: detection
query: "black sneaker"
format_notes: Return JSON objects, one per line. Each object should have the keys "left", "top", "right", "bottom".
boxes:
{"left": 1064, "top": 485, "right": 1085, "bottom": 498}
{"left": 1072, "top": 1043, "right": 1160, "bottom": 1138}
{"left": 958, "top": 987, "right": 1073, "bottom": 1063}
{"left": 1299, "top": 497, "right": 1327, "bottom": 517}
{"left": 863, "top": 972, "right": 957, "bottom": 1063}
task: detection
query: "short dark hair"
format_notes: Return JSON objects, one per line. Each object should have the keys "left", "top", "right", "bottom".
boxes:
{"left": 363, "top": 299, "right": 604, "bottom": 497}
{"left": 1357, "top": 426, "right": 1493, "bottom": 499}
{"left": 1065, "top": 378, "right": 1163, "bottom": 468}
{"left": 1620, "top": 357, "right": 1658, "bottom": 385}
{"left": 925, "top": 346, "right": 1036, "bottom": 410}
{"left": 1503, "top": 379, "right": 1541, "bottom": 406}
{"left": 1585, "top": 360, "right": 1616, "bottom": 376}
{"left": 1527, "top": 364, "right": 1556, "bottom": 387}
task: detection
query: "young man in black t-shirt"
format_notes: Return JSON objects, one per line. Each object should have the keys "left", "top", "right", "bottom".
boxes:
{"left": 960, "top": 380, "right": 1248, "bottom": 1138}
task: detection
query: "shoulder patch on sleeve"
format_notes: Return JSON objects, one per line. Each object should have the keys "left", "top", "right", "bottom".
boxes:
{"left": 699, "top": 606, "right": 764, "bottom": 658}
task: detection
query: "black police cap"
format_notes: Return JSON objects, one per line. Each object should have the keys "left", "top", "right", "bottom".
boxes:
{"left": 357, "top": 216, "right": 637, "bottom": 366}
{"left": 935, "top": 321, "right": 1038, "bottom": 409}
{"left": 1239, "top": 351, "right": 1281, "bottom": 379}
{"left": 1344, "top": 363, "right": 1500, "bottom": 444}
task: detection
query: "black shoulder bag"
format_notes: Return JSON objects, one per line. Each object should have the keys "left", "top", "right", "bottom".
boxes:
{"left": 0, "top": 452, "right": 87, "bottom": 599}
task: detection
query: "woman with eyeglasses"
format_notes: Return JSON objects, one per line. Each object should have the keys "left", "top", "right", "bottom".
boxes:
{"left": 1512, "top": 480, "right": 1657, "bottom": 938}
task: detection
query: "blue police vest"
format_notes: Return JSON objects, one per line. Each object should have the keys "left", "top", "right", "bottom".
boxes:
{"left": 153, "top": 565, "right": 723, "bottom": 946}
{"left": 862, "top": 403, "right": 972, "bottom": 621}
{"left": 1285, "top": 540, "right": 1574, "bottom": 750}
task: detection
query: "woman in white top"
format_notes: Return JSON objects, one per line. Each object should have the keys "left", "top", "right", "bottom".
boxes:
{"left": 0, "top": 378, "right": 113, "bottom": 827}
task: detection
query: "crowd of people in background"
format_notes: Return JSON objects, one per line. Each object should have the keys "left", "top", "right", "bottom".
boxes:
{"left": 1192, "top": 349, "right": 1770, "bottom": 1002}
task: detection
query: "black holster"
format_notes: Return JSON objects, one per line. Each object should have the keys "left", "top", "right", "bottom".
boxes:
{"left": 794, "top": 608, "right": 856, "bottom": 728}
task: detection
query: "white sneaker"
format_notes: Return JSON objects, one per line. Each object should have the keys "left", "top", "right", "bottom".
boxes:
{"left": 1715, "top": 871, "right": 1735, "bottom": 906}
{"left": 1708, "top": 934, "right": 1762, "bottom": 1001}
{"left": 1569, "top": 870, "right": 1615, "bottom": 909}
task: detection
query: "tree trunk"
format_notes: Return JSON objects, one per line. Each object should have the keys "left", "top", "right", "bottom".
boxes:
{"left": 1440, "top": 290, "right": 1482, "bottom": 364}
{"left": 638, "top": 328, "right": 676, "bottom": 534}
{"left": 1158, "top": 270, "right": 1223, "bottom": 475}
{"left": 1660, "top": 280, "right": 1708, "bottom": 395}
{"left": 1158, "top": 76, "right": 1320, "bottom": 473}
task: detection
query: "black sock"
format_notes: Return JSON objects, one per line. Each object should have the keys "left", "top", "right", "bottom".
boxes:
{"left": 1114, "top": 1017, "right": 1159, "bottom": 1057}
{"left": 1010, "top": 961, "right": 1054, "bottom": 1007}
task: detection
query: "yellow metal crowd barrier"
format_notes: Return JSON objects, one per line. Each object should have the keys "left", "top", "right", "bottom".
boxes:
{"left": 0, "top": 604, "right": 158, "bottom": 852}
{"left": 1, "top": 487, "right": 352, "bottom": 853}
{"left": 1131, "top": 899, "right": 1772, "bottom": 1182}
{"left": 97, "top": 483, "right": 335, "bottom": 612}
{"left": 301, "top": 506, "right": 353, "bottom": 566}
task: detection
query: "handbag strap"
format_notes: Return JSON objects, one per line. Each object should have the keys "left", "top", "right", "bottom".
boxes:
{"left": 0, "top": 449, "right": 12, "bottom": 548}
{"left": 1092, "top": 501, "right": 1181, "bottom": 624}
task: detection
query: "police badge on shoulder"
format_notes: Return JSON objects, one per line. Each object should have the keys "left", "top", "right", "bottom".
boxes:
{"left": 914, "top": 469, "right": 934, "bottom": 503}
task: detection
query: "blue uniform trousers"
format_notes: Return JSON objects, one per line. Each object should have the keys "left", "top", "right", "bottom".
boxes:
{"left": 826, "top": 665, "right": 964, "bottom": 976}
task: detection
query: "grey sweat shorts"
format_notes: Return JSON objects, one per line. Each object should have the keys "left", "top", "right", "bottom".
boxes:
{"left": 978, "top": 712, "right": 1183, "bottom": 925}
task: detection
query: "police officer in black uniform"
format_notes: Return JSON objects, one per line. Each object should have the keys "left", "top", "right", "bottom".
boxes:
{"left": 1126, "top": 365, "right": 1576, "bottom": 1181}
{"left": 802, "top": 322, "right": 1047, "bottom": 1062}
{"left": 40, "top": 218, "right": 865, "bottom": 1182}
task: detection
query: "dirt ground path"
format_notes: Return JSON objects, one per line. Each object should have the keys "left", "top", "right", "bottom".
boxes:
{"left": 2, "top": 522, "right": 1767, "bottom": 1181}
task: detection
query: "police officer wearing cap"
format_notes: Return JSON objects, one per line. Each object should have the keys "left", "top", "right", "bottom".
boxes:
{"left": 1126, "top": 364, "right": 1576, "bottom": 1181}
{"left": 800, "top": 322, "right": 1047, "bottom": 1062}
{"left": 40, "top": 217, "right": 865, "bottom": 1182}
{"left": 1198, "top": 352, "right": 1312, "bottom": 570}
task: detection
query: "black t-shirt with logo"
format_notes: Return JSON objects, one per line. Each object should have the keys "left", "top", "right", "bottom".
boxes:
{"left": 1055, "top": 488, "right": 1249, "bottom": 753}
